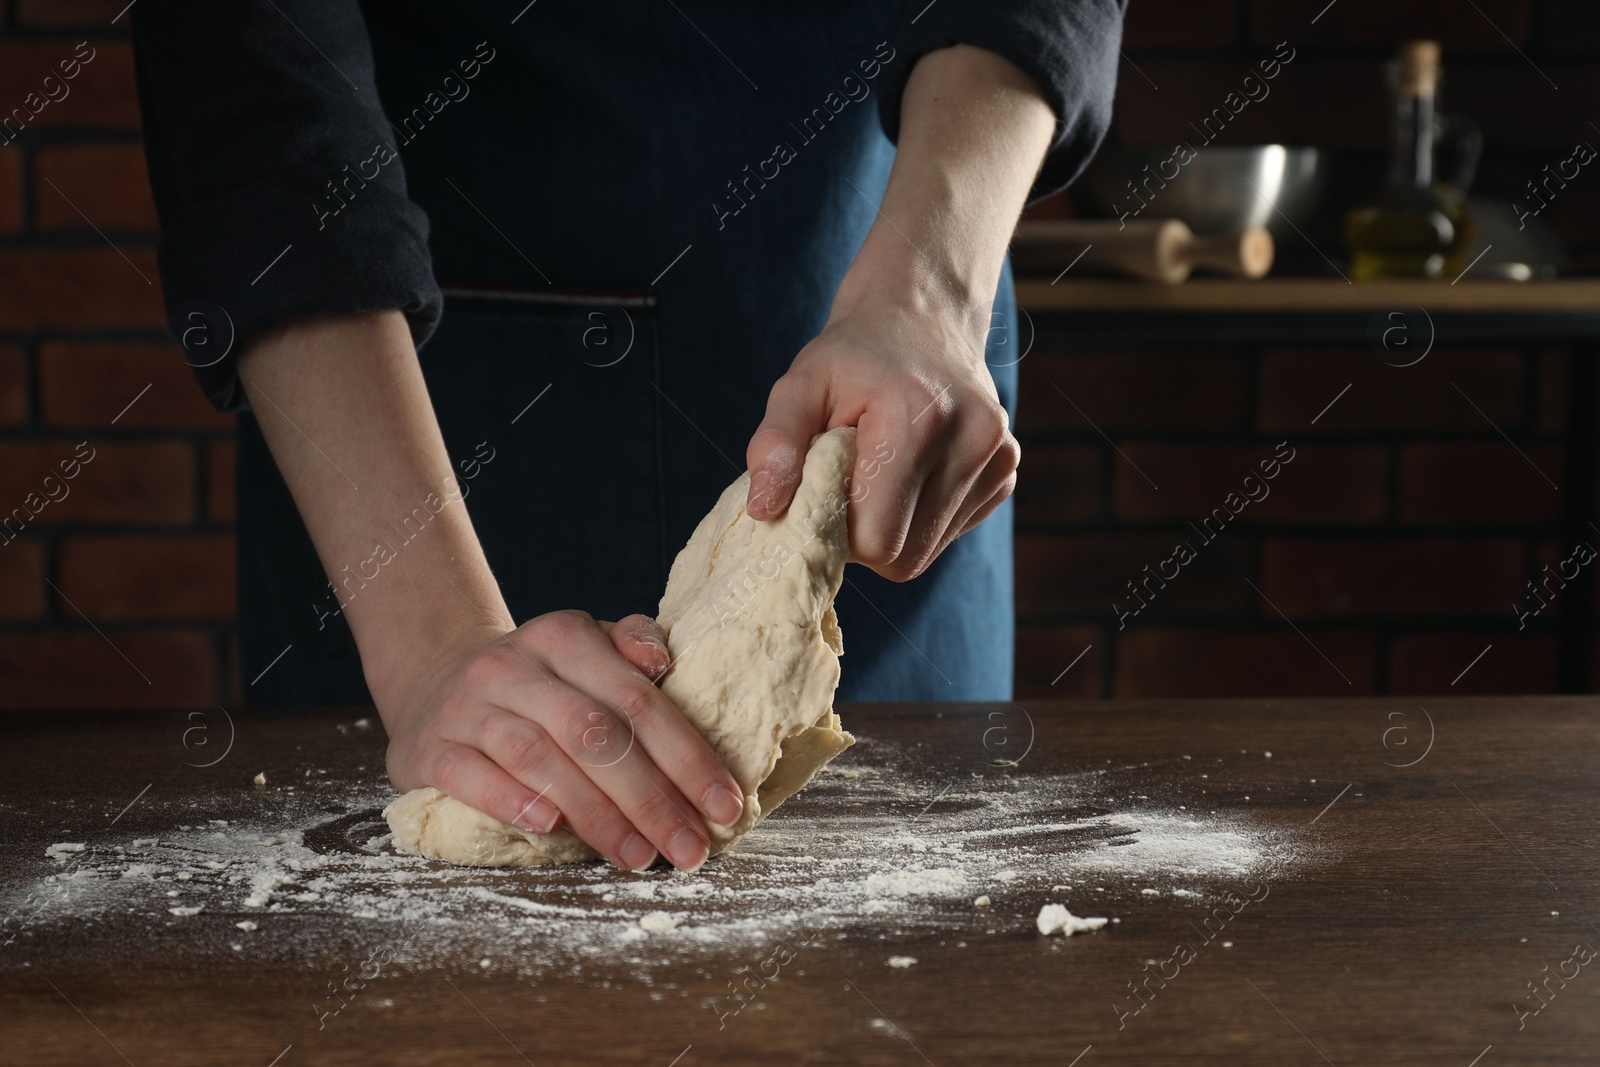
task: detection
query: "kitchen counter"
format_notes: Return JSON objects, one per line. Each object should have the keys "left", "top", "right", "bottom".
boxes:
{"left": 2, "top": 699, "right": 1595, "bottom": 1065}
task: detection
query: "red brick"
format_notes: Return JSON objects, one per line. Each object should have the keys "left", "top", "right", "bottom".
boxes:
{"left": 0, "top": 249, "right": 164, "bottom": 330}
{"left": 0, "top": 150, "right": 19, "bottom": 232}
{"left": 1115, "top": 443, "right": 1387, "bottom": 524}
{"left": 0, "top": 440, "right": 193, "bottom": 527}
{"left": 1539, "top": 0, "right": 1600, "bottom": 52}
{"left": 1261, "top": 538, "right": 1525, "bottom": 616}
{"left": 1115, "top": 60, "right": 1600, "bottom": 151}
{"left": 1015, "top": 533, "right": 1253, "bottom": 616}
{"left": 1014, "top": 624, "right": 1102, "bottom": 699}
{"left": 15, "top": 0, "right": 136, "bottom": 26}
{"left": 1252, "top": 0, "right": 1531, "bottom": 48}
{"left": 1536, "top": 349, "right": 1567, "bottom": 433}
{"left": 0, "top": 630, "right": 217, "bottom": 708}
{"left": 1259, "top": 348, "right": 1523, "bottom": 433}
{"left": 221, "top": 630, "right": 242, "bottom": 705}
{"left": 0, "top": 538, "right": 45, "bottom": 619}
{"left": 1013, "top": 444, "right": 1100, "bottom": 524}
{"left": 1552, "top": 188, "right": 1600, "bottom": 244}
{"left": 35, "top": 143, "right": 157, "bottom": 231}
{"left": 0, "top": 345, "right": 26, "bottom": 426}
{"left": 1400, "top": 443, "right": 1564, "bottom": 524}
{"left": 206, "top": 440, "right": 236, "bottom": 524}
{"left": 1114, "top": 628, "right": 1377, "bottom": 697}
{"left": 1115, "top": 61, "right": 1388, "bottom": 149}
{"left": 1390, "top": 633, "right": 1558, "bottom": 694}
{"left": 1447, "top": 67, "right": 1600, "bottom": 149}
{"left": 1018, "top": 352, "right": 1249, "bottom": 432}
{"left": 57, "top": 535, "right": 235, "bottom": 620}
{"left": 0, "top": 42, "right": 140, "bottom": 133}
{"left": 38, "top": 343, "right": 229, "bottom": 429}
{"left": 1124, "top": 0, "right": 1236, "bottom": 49}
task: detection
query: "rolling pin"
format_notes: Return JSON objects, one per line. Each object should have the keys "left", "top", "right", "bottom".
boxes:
{"left": 1012, "top": 218, "right": 1275, "bottom": 284}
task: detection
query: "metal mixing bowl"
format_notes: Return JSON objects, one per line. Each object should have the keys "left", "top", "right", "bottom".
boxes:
{"left": 1069, "top": 145, "right": 1326, "bottom": 236}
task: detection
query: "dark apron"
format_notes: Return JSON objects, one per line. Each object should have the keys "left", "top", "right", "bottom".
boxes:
{"left": 237, "top": 2, "right": 1017, "bottom": 705}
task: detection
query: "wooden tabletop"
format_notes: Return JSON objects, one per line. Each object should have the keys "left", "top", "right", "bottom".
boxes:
{"left": 3, "top": 699, "right": 1596, "bottom": 1066}
{"left": 1014, "top": 277, "right": 1600, "bottom": 314}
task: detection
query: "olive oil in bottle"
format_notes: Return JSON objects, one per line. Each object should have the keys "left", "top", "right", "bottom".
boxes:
{"left": 1345, "top": 40, "right": 1476, "bottom": 279}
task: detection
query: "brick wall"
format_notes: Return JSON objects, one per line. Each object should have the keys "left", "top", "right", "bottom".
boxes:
{"left": 0, "top": 1, "right": 1593, "bottom": 708}
{"left": 1013, "top": 0, "right": 1598, "bottom": 699}
{"left": 0, "top": 1, "right": 236, "bottom": 708}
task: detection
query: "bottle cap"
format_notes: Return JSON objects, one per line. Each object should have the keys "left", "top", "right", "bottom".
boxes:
{"left": 1396, "top": 40, "right": 1440, "bottom": 96}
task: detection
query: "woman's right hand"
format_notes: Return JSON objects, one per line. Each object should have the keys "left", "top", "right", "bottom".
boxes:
{"left": 379, "top": 610, "right": 745, "bottom": 873}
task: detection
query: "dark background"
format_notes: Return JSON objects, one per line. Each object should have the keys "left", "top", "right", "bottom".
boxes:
{"left": 0, "top": 0, "right": 1595, "bottom": 707}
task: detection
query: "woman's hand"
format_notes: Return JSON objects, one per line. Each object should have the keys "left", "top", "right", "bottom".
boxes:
{"left": 745, "top": 285, "right": 1018, "bottom": 581}
{"left": 743, "top": 44, "right": 1052, "bottom": 576}
{"left": 380, "top": 611, "right": 745, "bottom": 872}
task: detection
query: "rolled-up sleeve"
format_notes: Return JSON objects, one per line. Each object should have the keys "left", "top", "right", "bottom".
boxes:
{"left": 877, "top": 0, "right": 1127, "bottom": 202}
{"left": 132, "top": 2, "right": 442, "bottom": 411}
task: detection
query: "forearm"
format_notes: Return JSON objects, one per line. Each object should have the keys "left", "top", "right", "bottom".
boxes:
{"left": 236, "top": 311, "right": 511, "bottom": 710}
{"left": 835, "top": 44, "right": 1056, "bottom": 324}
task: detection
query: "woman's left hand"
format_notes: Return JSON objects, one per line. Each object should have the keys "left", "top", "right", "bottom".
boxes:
{"left": 744, "top": 281, "right": 1019, "bottom": 582}
{"left": 742, "top": 43, "right": 1052, "bottom": 582}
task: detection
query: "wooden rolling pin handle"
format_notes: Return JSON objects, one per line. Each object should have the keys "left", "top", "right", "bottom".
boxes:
{"left": 1181, "top": 226, "right": 1275, "bottom": 280}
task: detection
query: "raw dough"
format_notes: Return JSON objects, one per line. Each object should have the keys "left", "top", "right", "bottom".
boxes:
{"left": 385, "top": 427, "right": 857, "bottom": 866}
{"left": 1036, "top": 903, "right": 1109, "bottom": 936}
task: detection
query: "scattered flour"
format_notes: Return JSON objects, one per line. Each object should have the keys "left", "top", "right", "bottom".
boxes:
{"left": 887, "top": 956, "right": 917, "bottom": 968}
{"left": 0, "top": 736, "right": 1308, "bottom": 980}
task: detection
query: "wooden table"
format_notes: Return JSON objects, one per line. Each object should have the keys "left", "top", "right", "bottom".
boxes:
{"left": 3, "top": 699, "right": 1596, "bottom": 1066}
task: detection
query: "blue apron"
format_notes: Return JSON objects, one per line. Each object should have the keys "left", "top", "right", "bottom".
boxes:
{"left": 237, "top": 3, "right": 1015, "bottom": 705}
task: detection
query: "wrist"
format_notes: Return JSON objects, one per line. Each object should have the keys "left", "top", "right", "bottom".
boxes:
{"left": 831, "top": 229, "right": 995, "bottom": 343}
{"left": 347, "top": 539, "right": 515, "bottom": 717}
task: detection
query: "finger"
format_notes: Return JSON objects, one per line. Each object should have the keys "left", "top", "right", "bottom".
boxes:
{"left": 746, "top": 370, "right": 830, "bottom": 520}
{"left": 892, "top": 427, "right": 1018, "bottom": 580}
{"left": 596, "top": 613, "right": 670, "bottom": 680}
{"left": 475, "top": 711, "right": 661, "bottom": 872}
{"left": 541, "top": 684, "right": 715, "bottom": 871}
{"left": 424, "top": 738, "right": 566, "bottom": 849}
{"left": 846, "top": 403, "right": 931, "bottom": 571}
{"left": 514, "top": 613, "right": 745, "bottom": 869}
{"left": 950, "top": 467, "right": 1018, "bottom": 544}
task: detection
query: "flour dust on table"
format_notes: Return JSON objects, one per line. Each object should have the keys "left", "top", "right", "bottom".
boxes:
{"left": 0, "top": 733, "right": 1313, "bottom": 982}
{"left": 386, "top": 427, "right": 857, "bottom": 866}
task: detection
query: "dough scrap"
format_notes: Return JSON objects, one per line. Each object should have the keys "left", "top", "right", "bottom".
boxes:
{"left": 1036, "top": 903, "right": 1109, "bottom": 936}
{"left": 385, "top": 427, "right": 857, "bottom": 866}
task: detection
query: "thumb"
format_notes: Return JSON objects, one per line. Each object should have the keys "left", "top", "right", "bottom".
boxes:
{"left": 598, "top": 614, "right": 670, "bottom": 681}
{"left": 747, "top": 372, "right": 829, "bottom": 520}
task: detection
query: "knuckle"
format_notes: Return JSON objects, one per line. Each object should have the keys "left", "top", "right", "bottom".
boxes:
{"left": 496, "top": 723, "right": 555, "bottom": 778}
{"left": 607, "top": 681, "right": 659, "bottom": 730}
{"left": 428, "top": 744, "right": 470, "bottom": 793}
{"left": 530, "top": 609, "right": 592, "bottom": 645}
{"left": 635, "top": 786, "right": 688, "bottom": 832}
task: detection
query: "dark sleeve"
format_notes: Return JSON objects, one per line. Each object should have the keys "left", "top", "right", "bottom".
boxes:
{"left": 877, "top": 0, "right": 1127, "bottom": 203}
{"left": 131, "top": 1, "right": 442, "bottom": 412}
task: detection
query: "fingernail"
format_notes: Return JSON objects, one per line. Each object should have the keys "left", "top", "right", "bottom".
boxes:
{"left": 751, "top": 468, "right": 771, "bottom": 496}
{"left": 512, "top": 798, "right": 561, "bottom": 835}
{"left": 703, "top": 784, "right": 744, "bottom": 825}
{"left": 619, "top": 832, "right": 657, "bottom": 871}
{"left": 665, "top": 825, "right": 710, "bottom": 872}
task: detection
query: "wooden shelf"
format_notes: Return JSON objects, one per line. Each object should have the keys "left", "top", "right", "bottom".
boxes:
{"left": 1015, "top": 277, "right": 1600, "bottom": 313}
